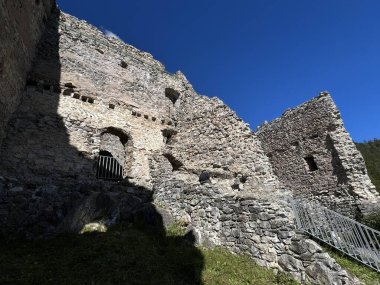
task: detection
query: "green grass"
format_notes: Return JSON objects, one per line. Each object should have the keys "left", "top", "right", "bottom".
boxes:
{"left": 0, "top": 223, "right": 297, "bottom": 285}
{"left": 324, "top": 247, "right": 380, "bottom": 285}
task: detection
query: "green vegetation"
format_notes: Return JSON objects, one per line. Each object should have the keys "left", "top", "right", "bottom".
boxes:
{"left": 356, "top": 138, "right": 380, "bottom": 193}
{"left": 0, "top": 223, "right": 297, "bottom": 285}
{"left": 325, "top": 247, "right": 380, "bottom": 285}
{"left": 356, "top": 138, "right": 380, "bottom": 231}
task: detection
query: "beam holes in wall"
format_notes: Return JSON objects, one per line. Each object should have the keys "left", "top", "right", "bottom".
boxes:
{"left": 165, "top": 88, "right": 180, "bottom": 105}
{"left": 63, "top": 88, "right": 74, "bottom": 96}
{"left": 304, "top": 156, "right": 318, "bottom": 172}
{"left": 310, "top": 134, "right": 319, "bottom": 139}
{"left": 64, "top": 82, "right": 76, "bottom": 88}
{"left": 163, "top": 153, "right": 183, "bottom": 171}
{"left": 73, "top": 93, "right": 80, "bottom": 99}
{"left": 120, "top": 60, "right": 128, "bottom": 68}
{"left": 109, "top": 103, "right": 115, "bottom": 109}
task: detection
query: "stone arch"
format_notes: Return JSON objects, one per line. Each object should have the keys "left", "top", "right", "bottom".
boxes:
{"left": 165, "top": 88, "right": 180, "bottom": 105}
{"left": 98, "top": 127, "right": 133, "bottom": 178}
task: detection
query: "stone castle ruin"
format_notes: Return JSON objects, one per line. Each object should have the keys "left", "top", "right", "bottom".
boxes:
{"left": 1, "top": 1, "right": 379, "bottom": 284}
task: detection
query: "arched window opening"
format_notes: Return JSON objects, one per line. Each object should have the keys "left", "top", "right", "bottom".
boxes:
{"left": 97, "top": 128, "right": 130, "bottom": 180}
{"left": 165, "top": 88, "right": 180, "bottom": 105}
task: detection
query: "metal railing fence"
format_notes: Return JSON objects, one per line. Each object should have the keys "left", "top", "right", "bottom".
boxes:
{"left": 96, "top": 155, "right": 123, "bottom": 180}
{"left": 290, "top": 198, "right": 380, "bottom": 272}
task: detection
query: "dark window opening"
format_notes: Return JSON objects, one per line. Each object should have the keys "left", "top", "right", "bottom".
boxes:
{"left": 310, "top": 133, "right": 319, "bottom": 139}
{"left": 304, "top": 156, "right": 318, "bottom": 172}
{"left": 162, "top": 129, "right": 177, "bottom": 145}
{"left": 120, "top": 60, "right": 128, "bottom": 68}
{"left": 165, "top": 88, "right": 180, "bottom": 105}
{"left": 163, "top": 153, "right": 183, "bottom": 171}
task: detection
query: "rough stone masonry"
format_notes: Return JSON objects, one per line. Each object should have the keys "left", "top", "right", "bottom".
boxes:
{"left": 0, "top": 1, "right": 378, "bottom": 284}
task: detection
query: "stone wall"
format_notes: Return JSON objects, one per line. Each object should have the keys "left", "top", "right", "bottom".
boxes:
{"left": 0, "top": 0, "right": 55, "bottom": 148}
{"left": 256, "top": 93, "right": 380, "bottom": 217}
{"left": 0, "top": 5, "right": 373, "bottom": 284}
{"left": 151, "top": 168, "right": 358, "bottom": 284}
{"left": 0, "top": 11, "right": 187, "bottom": 188}
{"left": 166, "top": 90, "right": 281, "bottom": 196}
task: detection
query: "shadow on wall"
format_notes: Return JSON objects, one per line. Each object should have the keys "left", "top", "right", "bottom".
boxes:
{"left": 0, "top": 189, "right": 205, "bottom": 285}
{"left": 0, "top": 9, "right": 204, "bottom": 284}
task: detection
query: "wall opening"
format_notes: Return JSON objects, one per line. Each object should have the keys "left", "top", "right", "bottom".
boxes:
{"left": 162, "top": 129, "right": 177, "bottom": 145}
{"left": 98, "top": 128, "right": 130, "bottom": 180}
{"left": 120, "top": 60, "right": 128, "bottom": 68}
{"left": 304, "top": 156, "right": 318, "bottom": 172}
{"left": 165, "top": 88, "right": 180, "bottom": 105}
{"left": 63, "top": 88, "right": 74, "bottom": 96}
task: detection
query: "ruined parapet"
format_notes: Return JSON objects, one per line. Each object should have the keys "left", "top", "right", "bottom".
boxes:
{"left": 0, "top": 0, "right": 56, "bottom": 148}
{"left": 256, "top": 92, "right": 380, "bottom": 217}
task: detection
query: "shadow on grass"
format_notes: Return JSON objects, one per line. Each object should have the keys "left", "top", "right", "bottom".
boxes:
{"left": 0, "top": 221, "right": 204, "bottom": 285}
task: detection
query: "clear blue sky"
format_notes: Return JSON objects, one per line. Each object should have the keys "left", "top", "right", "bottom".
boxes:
{"left": 57, "top": 0, "right": 380, "bottom": 142}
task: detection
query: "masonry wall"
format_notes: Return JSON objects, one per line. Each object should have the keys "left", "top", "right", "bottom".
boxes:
{"left": 256, "top": 93, "right": 380, "bottom": 217}
{"left": 0, "top": 11, "right": 187, "bottom": 188}
{"left": 165, "top": 90, "right": 280, "bottom": 195}
{"left": 0, "top": 0, "right": 55, "bottom": 148}
{"left": 151, "top": 158, "right": 358, "bottom": 284}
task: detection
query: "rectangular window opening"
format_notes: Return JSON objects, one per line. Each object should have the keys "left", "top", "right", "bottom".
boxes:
{"left": 304, "top": 156, "right": 318, "bottom": 172}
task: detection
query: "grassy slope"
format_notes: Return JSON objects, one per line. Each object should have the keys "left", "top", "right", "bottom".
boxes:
{"left": 356, "top": 139, "right": 380, "bottom": 193}
{"left": 0, "top": 224, "right": 297, "bottom": 285}
{"left": 326, "top": 248, "right": 380, "bottom": 285}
